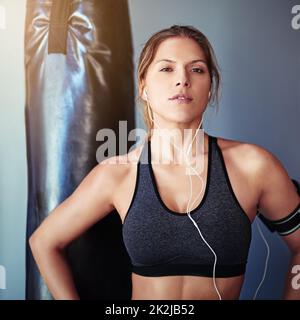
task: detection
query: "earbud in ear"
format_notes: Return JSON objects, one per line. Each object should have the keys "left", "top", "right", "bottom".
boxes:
{"left": 144, "top": 89, "right": 148, "bottom": 101}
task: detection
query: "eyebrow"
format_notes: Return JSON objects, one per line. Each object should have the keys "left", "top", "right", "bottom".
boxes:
{"left": 155, "top": 59, "right": 207, "bottom": 65}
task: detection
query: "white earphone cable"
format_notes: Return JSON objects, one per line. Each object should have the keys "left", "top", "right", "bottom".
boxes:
{"left": 253, "top": 218, "right": 270, "bottom": 300}
{"left": 145, "top": 92, "right": 222, "bottom": 300}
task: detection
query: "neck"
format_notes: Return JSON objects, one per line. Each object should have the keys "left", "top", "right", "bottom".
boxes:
{"left": 149, "top": 127, "right": 207, "bottom": 166}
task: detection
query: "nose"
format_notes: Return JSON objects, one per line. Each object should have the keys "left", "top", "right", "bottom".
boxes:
{"left": 175, "top": 69, "right": 190, "bottom": 88}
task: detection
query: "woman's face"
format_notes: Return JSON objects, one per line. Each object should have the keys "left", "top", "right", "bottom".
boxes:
{"left": 142, "top": 36, "right": 211, "bottom": 125}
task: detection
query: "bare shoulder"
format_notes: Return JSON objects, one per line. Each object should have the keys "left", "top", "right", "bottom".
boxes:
{"left": 97, "top": 142, "right": 145, "bottom": 217}
{"left": 216, "top": 135, "right": 276, "bottom": 171}
{"left": 216, "top": 135, "right": 292, "bottom": 195}
{"left": 97, "top": 142, "right": 144, "bottom": 186}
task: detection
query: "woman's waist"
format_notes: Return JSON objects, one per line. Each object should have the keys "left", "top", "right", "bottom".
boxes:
{"left": 131, "top": 272, "right": 244, "bottom": 300}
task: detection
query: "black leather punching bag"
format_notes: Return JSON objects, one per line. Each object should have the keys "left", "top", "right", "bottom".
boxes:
{"left": 25, "top": 0, "right": 135, "bottom": 299}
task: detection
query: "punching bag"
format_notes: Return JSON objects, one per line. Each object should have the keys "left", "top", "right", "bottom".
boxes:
{"left": 25, "top": 0, "right": 135, "bottom": 299}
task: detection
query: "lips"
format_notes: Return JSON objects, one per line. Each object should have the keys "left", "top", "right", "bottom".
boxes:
{"left": 169, "top": 93, "right": 193, "bottom": 101}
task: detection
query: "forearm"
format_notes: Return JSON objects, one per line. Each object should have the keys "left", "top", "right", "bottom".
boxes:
{"left": 30, "top": 240, "right": 80, "bottom": 300}
{"left": 283, "top": 252, "right": 300, "bottom": 300}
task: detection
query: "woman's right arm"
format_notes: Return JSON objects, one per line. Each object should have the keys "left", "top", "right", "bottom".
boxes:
{"left": 29, "top": 160, "right": 118, "bottom": 300}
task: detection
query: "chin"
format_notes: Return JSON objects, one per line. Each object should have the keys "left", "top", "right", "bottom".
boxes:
{"left": 172, "top": 111, "right": 200, "bottom": 122}
{"left": 171, "top": 116, "right": 198, "bottom": 125}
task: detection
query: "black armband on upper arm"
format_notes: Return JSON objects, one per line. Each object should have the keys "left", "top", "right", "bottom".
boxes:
{"left": 257, "top": 179, "right": 300, "bottom": 236}
{"left": 258, "top": 202, "right": 300, "bottom": 236}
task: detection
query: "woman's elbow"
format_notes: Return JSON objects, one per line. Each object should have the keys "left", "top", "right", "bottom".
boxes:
{"left": 29, "top": 231, "right": 46, "bottom": 255}
{"left": 29, "top": 231, "right": 61, "bottom": 255}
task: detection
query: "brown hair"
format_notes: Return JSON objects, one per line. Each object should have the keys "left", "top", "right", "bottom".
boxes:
{"left": 136, "top": 25, "right": 221, "bottom": 133}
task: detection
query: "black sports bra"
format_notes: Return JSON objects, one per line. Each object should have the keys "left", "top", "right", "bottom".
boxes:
{"left": 122, "top": 135, "right": 252, "bottom": 277}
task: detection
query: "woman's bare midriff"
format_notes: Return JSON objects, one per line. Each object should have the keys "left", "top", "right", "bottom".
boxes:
{"left": 131, "top": 273, "right": 244, "bottom": 300}
{"left": 111, "top": 133, "right": 260, "bottom": 300}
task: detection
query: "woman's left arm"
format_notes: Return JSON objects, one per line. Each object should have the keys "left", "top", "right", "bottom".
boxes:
{"left": 255, "top": 147, "right": 300, "bottom": 300}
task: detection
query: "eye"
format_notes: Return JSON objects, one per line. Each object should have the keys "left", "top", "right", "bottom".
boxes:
{"left": 160, "top": 67, "right": 172, "bottom": 72}
{"left": 192, "top": 67, "right": 205, "bottom": 73}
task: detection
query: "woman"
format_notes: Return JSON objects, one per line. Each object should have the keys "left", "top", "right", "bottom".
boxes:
{"left": 29, "top": 25, "right": 300, "bottom": 300}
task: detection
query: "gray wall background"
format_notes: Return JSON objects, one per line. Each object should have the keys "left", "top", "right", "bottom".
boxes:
{"left": 0, "top": 0, "right": 299, "bottom": 299}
